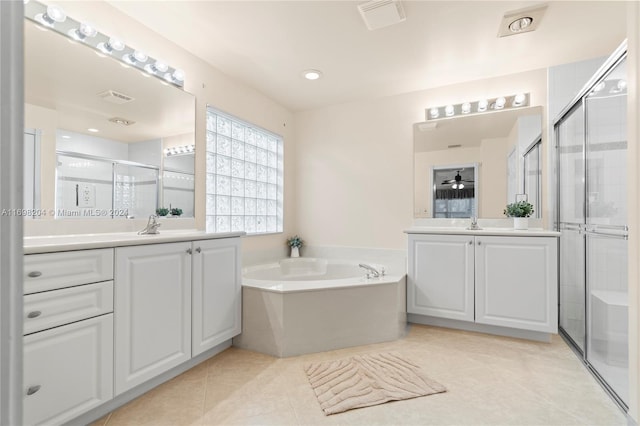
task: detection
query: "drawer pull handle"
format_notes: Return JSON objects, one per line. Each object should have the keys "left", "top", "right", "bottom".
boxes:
{"left": 27, "top": 271, "right": 42, "bottom": 278}
{"left": 186, "top": 248, "right": 192, "bottom": 255}
{"left": 195, "top": 247, "right": 201, "bottom": 253}
{"left": 27, "top": 311, "right": 41, "bottom": 319}
{"left": 26, "top": 385, "right": 41, "bottom": 396}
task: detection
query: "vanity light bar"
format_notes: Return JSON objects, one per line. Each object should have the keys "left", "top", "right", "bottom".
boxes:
{"left": 24, "top": 0, "right": 185, "bottom": 88}
{"left": 164, "top": 145, "right": 195, "bottom": 157}
{"left": 425, "top": 93, "right": 530, "bottom": 121}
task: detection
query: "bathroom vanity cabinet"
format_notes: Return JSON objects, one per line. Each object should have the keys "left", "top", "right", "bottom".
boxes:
{"left": 407, "top": 230, "right": 559, "bottom": 339}
{"left": 23, "top": 249, "right": 115, "bottom": 426}
{"left": 23, "top": 231, "right": 242, "bottom": 425}
{"left": 114, "top": 237, "right": 241, "bottom": 394}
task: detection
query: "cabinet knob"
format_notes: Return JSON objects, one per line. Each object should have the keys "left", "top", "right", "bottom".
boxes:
{"left": 27, "top": 311, "right": 41, "bottom": 319}
{"left": 468, "top": 241, "right": 472, "bottom": 245}
{"left": 195, "top": 247, "right": 201, "bottom": 253}
{"left": 477, "top": 241, "right": 482, "bottom": 245}
{"left": 186, "top": 248, "right": 192, "bottom": 255}
{"left": 26, "top": 385, "right": 41, "bottom": 396}
{"left": 27, "top": 271, "right": 42, "bottom": 278}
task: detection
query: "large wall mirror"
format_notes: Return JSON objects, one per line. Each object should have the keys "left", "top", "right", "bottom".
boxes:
{"left": 24, "top": 19, "right": 196, "bottom": 219}
{"left": 413, "top": 106, "right": 542, "bottom": 219}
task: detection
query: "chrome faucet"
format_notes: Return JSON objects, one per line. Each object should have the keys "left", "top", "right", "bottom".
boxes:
{"left": 138, "top": 215, "right": 161, "bottom": 235}
{"left": 467, "top": 216, "right": 481, "bottom": 230}
{"left": 359, "top": 263, "right": 381, "bottom": 278}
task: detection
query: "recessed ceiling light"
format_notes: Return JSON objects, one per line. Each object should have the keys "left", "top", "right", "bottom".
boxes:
{"left": 509, "top": 17, "right": 532, "bottom": 33}
{"left": 302, "top": 69, "right": 323, "bottom": 81}
{"left": 87, "top": 128, "right": 99, "bottom": 133}
{"left": 61, "top": 135, "right": 71, "bottom": 139}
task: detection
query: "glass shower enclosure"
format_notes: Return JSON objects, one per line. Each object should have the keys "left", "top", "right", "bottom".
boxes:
{"left": 556, "top": 44, "right": 628, "bottom": 409}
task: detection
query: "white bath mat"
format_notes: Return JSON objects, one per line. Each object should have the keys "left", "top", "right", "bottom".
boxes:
{"left": 304, "top": 352, "right": 446, "bottom": 415}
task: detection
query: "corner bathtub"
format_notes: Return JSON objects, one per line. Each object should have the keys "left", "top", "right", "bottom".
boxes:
{"left": 233, "top": 258, "right": 407, "bottom": 357}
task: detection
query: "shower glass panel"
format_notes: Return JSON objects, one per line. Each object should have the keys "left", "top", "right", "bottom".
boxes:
{"left": 523, "top": 141, "right": 541, "bottom": 218}
{"left": 56, "top": 154, "right": 114, "bottom": 218}
{"left": 162, "top": 170, "right": 195, "bottom": 217}
{"left": 585, "top": 57, "right": 628, "bottom": 405}
{"left": 587, "top": 235, "right": 628, "bottom": 404}
{"left": 114, "top": 164, "right": 159, "bottom": 219}
{"left": 557, "top": 103, "right": 586, "bottom": 351}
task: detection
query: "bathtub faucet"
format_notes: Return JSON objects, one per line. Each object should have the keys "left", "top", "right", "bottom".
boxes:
{"left": 359, "top": 263, "right": 380, "bottom": 278}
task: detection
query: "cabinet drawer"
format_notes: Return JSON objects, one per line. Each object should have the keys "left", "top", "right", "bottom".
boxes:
{"left": 24, "top": 314, "right": 114, "bottom": 426}
{"left": 24, "top": 281, "right": 114, "bottom": 335}
{"left": 24, "top": 249, "right": 114, "bottom": 294}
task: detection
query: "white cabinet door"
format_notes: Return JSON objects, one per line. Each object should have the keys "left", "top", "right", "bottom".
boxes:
{"left": 475, "top": 236, "right": 558, "bottom": 333}
{"left": 114, "top": 242, "right": 192, "bottom": 395}
{"left": 408, "top": 234, "right": 475, "bottom": 321}
{"left": 23, "top": 314, "right": 113, "bottom": 426}
{"left": 192, "top": 238, "right": 241, "bottom": 356}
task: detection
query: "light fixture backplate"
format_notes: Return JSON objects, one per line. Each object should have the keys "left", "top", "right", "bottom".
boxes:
{"left": 497, "top": 4, "right": 547, "bottom": 38}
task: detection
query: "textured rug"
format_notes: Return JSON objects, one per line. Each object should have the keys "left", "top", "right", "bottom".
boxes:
{"left": 304, "top": 352, "right": 446, "bottom": 415}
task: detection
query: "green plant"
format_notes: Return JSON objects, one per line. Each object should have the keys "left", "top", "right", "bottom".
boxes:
{"left": 156, "top": 207, "right": 169, "bottom": 216}
{"left": 286, "top": 235, "right": 303, "bottom": 248}
{"left": 170, "top": 207, "right": 183, "bottom": 217}
{"left": 503, "top": 201, "right": 534, "bottom": 218}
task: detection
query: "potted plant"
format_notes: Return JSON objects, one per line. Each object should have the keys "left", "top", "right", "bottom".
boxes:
{"left": 170, "top": 207, "right": 183, "bottom": 217}
{"left": 156, "top": 207, "right": 169, "bottom": 217}
{"left": 286, "top": 235, "right": 303, "bottom": 258}
{"left": 504, "top": 201, "right": 534, "bottom": 230}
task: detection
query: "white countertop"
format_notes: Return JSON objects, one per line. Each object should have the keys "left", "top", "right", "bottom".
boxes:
{"left": 404, "top": 227, "right": 560, "bottom": 237}
{"left": 24, "top": 230, "right": 245, "bottom": 254}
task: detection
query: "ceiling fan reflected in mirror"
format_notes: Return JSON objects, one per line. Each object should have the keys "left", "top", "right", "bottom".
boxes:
{"left": 442, "top": 170, "right": 474, "bottom": 189}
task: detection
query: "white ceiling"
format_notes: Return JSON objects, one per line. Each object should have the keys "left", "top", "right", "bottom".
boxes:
{"left": 108, "top": 1, "right": 627, "bottom": 112}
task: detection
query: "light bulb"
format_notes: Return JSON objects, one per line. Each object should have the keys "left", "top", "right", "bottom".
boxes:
{"left": 97, "top": 37, "right": 125, "bottom": 54}
{"left": 445, "top": 105, "right": 454, "bottom": 117}
{"left": 461, "top": 102, "right": 471, "bottom": 114}
{"left": 429, "top": 107, "right": 439, "bottom": 119}
{"left": 144, "top": 60, "right": 169, "bottom": 75}
{"left": 513, "top": 93, "right": 526, "bottom": 106}
{"left": 459, "top": 183, "right": 465, "bottom": 189}
{"left": 478, "top": 99, "right": 488, "bottom": 112}
{"left": 509, "top": 17, "right": 533, "bottom": 33}
{"left": 123, "top": 50, "right": 148, "bottom": 65}
{"left": 617, "top": 80, "right": 627, "bottom": 91}
{"left": 495, "top": 97, "right": 506, "bottom": 109}
{"left": 68, "top": 22, "right": 97, "bottom": 41}
{"left": 35, "top": 4, "right": 66, "bottom": 27}
{"left": 452, "top": 183, "right": 457, "bottom": 189}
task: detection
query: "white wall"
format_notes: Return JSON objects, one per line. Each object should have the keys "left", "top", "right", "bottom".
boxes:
{"left": 294, "top": 69, "right": 547, "bottom": 249}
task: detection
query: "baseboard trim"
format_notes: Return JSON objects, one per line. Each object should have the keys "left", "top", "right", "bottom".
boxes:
{"left": 408, "top": 314, "right": 553, "bottom": 343}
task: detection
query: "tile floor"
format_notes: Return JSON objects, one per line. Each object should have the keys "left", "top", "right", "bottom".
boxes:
{"left": 92, "top": 324, "right": 627, "bottom": 425}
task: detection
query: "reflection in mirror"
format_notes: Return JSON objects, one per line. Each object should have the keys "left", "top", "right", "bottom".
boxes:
{"left": 24, "top": 19, "right": 196, "bottom": 219}
{"left": 414, "top": 106, "right": 542, "bottom": 219}
{"left": 432, "top": 165, "right": 478, "bottom": 218}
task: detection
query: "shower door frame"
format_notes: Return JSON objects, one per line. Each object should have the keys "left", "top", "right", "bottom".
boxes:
{"left": 554, "top": 40, "right": 629, "bottom": 411}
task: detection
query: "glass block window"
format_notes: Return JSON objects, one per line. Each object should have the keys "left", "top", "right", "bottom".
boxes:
{"left": 205, "top": 107, "right": 283, "bottom": 234}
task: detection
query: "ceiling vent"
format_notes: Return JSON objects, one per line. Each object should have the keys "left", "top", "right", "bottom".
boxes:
{"left": 358, "top": 0, "right": 406, "bottom": 31}
{"left": 108, "top": 117, "right": 136, "bottom": 126}
{"left": 97, "top": 89, "right": 135, "bottom": 104}
{"left": 497, "top": 4, "right": 547, "bottom": 38}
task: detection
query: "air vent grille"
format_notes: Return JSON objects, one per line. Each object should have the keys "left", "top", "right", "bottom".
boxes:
{"left": 109, "top": 117, "right": 136, "bottom": 126}
{"left": 358, "top": 0, "right": 406, "bottom": 31}
{"left": 97, "top": 90, "right": 135, "bottom": 104}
